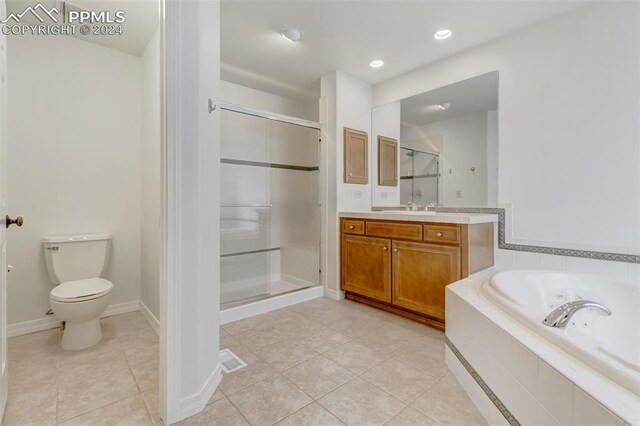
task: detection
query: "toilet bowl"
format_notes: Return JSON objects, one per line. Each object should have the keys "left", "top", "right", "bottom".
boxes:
{"left": 50, "top": 278, "right": 113, "bottom": 350}
{"left": 43, "top": 233, "right": 113, "bottom": 351}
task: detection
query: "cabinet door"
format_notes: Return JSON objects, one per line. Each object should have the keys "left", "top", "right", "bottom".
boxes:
{"left": 392, "top": 240, "right": 461, "bottom": 320}
{"left": 378, "top": 136, "right": 398, "bottom": 186}
{"left": 343, "top": 127, "right": 369, "bottom": 184}
{"left": 341, "top": 235, "right": 391, "bottom": 302}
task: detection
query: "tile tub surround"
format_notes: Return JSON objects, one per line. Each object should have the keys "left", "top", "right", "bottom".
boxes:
{"left": 3, "top": 311, "right": 160, "bottom": 426}
{"left": 186, "top": 297, "right": 487, "bottom": 425}
{"left": 446, "top": 278, "right": 637, "bottom": 425}
{"left": 372, "top": 206, "right": 640, "bottom": 264}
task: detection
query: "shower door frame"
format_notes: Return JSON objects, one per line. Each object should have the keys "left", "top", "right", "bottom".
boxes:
{"left": 218, "top": 102, "right": 324, "bottom": 315}
{"left": 400, "top": 146, "right": 441, "bottom": 206}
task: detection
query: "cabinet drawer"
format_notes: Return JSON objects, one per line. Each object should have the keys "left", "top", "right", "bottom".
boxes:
{"left": 423, "top": 225, "right": 460, "bottom": 244}
{"left": 366, "top": 221, "right": 422, "bottom": 241}
{"left": 342, "top": 219, "right": 365, "bottom": 235}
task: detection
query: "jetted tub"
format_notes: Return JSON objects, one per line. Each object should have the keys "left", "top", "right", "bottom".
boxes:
{"left": 481, "top": 270, "right": 640, "bottom": 397}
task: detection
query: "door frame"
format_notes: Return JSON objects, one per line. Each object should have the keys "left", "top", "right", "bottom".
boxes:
{"left": 161, "top": 0, "right": 222, "bottom": 423}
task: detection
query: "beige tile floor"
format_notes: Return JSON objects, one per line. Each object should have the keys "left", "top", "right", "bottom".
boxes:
{"left": 184, "top": 298, "right": 486, "bottom": 426}
{"left": 3, "top": 311, "right": 161, "bottom": 426}
{"left": 3, "top": 298, "right": 486, "bottom": 426}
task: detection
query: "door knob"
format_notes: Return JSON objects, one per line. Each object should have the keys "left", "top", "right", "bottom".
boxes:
{"left": 5, "top": 215, "right": 23, "bottom": 228}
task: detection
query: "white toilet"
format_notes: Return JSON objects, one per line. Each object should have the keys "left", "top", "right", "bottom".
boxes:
{"left": 44, "top": 234, "right": 114, "bottom": 351}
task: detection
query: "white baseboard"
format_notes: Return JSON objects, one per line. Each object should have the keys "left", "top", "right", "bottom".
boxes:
{"left": 324, "top": 287, "right": 345, "bottom": 301}
{"left": 221, "top": 286, "right": 324, "bottom": 324}
{"left": 179, "top": 362, "right": 223, "bottom": 420}
{"left": 8, "top": 300, "right": 140, "bottom": 338}
{"left": 101, "top": 300, "right": 142, "bottom": 318}
{"left": 138, "top": 300, "right": 160, "bottom": 336}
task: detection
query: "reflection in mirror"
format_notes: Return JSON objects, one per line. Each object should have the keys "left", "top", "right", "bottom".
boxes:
{"left": 372, "top": 71, "right": 499, "bottom": 208}
{"left": 400, "top": 147, "right": 439, "bottom": 206}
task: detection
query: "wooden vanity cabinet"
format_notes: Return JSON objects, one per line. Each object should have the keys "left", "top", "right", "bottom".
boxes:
{"left": 392, "top": 241, "right": 461, "bottom": 320}
{"left": 340, "top": 218, "right": 494, "bottom": 330}
{"left": 341, "top": 235, "right": 391, "bottom": 302}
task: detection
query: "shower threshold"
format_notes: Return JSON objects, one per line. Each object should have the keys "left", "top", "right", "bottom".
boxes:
{"left": 220, "top": 284, "right": 324, "bottom": 324}
{"left": 221, "top": 280, "right": 311, "bottom": 310}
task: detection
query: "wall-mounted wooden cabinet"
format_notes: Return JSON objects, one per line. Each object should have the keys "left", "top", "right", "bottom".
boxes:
{"left": 343, "top": 127, "right": 368, "bottom": 184}
{"left": 377, "top": 136, "right": 398, "bottom": 186}
{"left": 340, "top": 217, "right": 494, "bottom": 330}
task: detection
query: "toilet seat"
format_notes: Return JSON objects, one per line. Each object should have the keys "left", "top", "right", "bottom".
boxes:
{"left": 50, "top": 278, "right": 113, "bottom": 303}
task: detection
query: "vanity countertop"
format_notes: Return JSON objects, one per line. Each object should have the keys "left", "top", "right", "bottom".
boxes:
{"left": 339, "top": 211, "right": 498, "bottom": 225}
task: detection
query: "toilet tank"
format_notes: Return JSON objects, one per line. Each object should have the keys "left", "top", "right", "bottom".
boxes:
{"left": 43, "top": 234, "right": 112, "bottom": 284}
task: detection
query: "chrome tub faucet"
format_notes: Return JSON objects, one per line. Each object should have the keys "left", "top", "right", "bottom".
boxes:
{"left": 542, "top": 300, "right": 611, "bottom": 328}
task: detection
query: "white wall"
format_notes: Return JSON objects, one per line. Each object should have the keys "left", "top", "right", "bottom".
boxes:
{"left": 220, "top": 80, "right": 318, "bottom": 121}
{"left": 402, "top": 111, "right": 490, "bottom": 206}
{"left": 320, "top": 71, "right": 372, "bottom": 296}
{"left": 335, "top": 72, "right": 373, "bottom": 212}
{"left": 486, "top": 110, "right": 498, "bottom": 206}
{"left": 141, "top": 28, "right": 162, "bottom": 320}
{"left": 164, "top": 0, "right": 221, "bottom": 420}
{"left": 7, "top": 35, "right": 143, "bottom": 326}
{"left": 371, "top": 101, "right": 401, "bottom": 207}
{"left": 374, "top": 2, "right": 640, "bottom": 254}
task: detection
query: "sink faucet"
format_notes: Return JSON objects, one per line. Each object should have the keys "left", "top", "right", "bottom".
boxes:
{"left": 405, "top": 202, "right": 418, "bottom": 211}
{"left": 542, "top": 300, "right": 611, "bottom": 328}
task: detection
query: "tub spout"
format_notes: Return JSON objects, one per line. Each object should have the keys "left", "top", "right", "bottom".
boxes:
{"left": 542, "top": 300, "right": 611, "bottom": 328}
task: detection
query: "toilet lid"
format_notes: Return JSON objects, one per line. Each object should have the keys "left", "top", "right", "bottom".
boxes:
{"left": 51, "top": 278, "right": 113, "bottom": 302}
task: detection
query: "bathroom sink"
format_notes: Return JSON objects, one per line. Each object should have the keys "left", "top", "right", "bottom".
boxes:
{"left": 381, "top": 210, "right": 436, "bottom": 215}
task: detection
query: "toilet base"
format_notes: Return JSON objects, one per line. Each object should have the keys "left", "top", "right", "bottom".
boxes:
{"left": 61, "top": 317, "right": 103, "bottom": 350}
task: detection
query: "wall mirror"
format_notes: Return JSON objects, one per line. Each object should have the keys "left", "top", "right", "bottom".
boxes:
{"left": 371, "top": 71, "right": 499, "bottom": 208}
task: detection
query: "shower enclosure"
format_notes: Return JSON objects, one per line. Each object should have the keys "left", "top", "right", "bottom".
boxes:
{"left": 400, "top": 147, "right": 439, "bottom": 206}
{"left": 219, "top": 103, "right": 321, "bottom": 310}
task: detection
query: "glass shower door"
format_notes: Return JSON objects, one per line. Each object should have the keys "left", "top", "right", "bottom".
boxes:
{"left": 399, "top": 147, "right": 439, "bottom": 206}
{"left": 220, "top": 107, "right": 320, "bottom": 309}
{"left": 220, "top": 110, "right": 272, "bottom": 306}
{"left": 412, "top": 150, "right": 439, "bottom": 205}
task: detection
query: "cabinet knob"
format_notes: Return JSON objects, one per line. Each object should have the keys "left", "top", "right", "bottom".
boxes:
{"left": 393, "top": 248, "right": 398, "bottom": 252}
{"left": 348, "top": 172, "right": 353, "bottom": 177}
{"left": 383, "top": 246, "right": 388, "bottom": 251}
{"left": 349, "top": 225, "right": 354, "bottom": 229}
{"left": 437, "top": 232, "right": 443, "bottom": 237}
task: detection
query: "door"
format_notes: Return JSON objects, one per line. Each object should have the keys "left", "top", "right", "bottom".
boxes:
{"left": 341, "top": 235, "right": 391, "bottom": 302}
{"left": 343, "top": 127, "right": 368, "bottom": 184}
{"left": 377, "top": 136, "right": 398, "bottom": 186}
{"left": 0, "top": 0, "right": 8, "bottom": 418}
{"left": 392, "top": 240, "right": 460, "bottom": 320}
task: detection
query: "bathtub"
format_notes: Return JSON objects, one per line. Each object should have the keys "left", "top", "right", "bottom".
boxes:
{"left": 445, "top": 270, "right": 640, "bottom": 425}
{"left": 482, "top": 270, "right": 640, "bottom": 397}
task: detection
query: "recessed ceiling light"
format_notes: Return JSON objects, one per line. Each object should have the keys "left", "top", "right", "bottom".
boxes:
{"left": 436, "top": 103, "right": 451, "bottom": 110}
{"left": 434, "top": 29, "right": 452, "bottom": 40}
{"left": 369, "top": 59, "right": 384, "bottom": 68}
{"left": 281, "top": 28, "right": 303, "bottom": 43}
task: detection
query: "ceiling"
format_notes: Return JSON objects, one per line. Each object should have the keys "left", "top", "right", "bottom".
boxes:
{"left": 401, "top": 71, "right": 498, "bottom": 127}
{"left": 6, "top": 0, "right": 159, "bottom": 56}
{"left": 221, "top": 0, "right": 586, "bottom": 102}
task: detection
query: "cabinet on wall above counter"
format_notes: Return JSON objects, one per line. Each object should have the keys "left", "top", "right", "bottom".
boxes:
{"left": 339, "top": 211, "right": 497, "bottom": 330}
